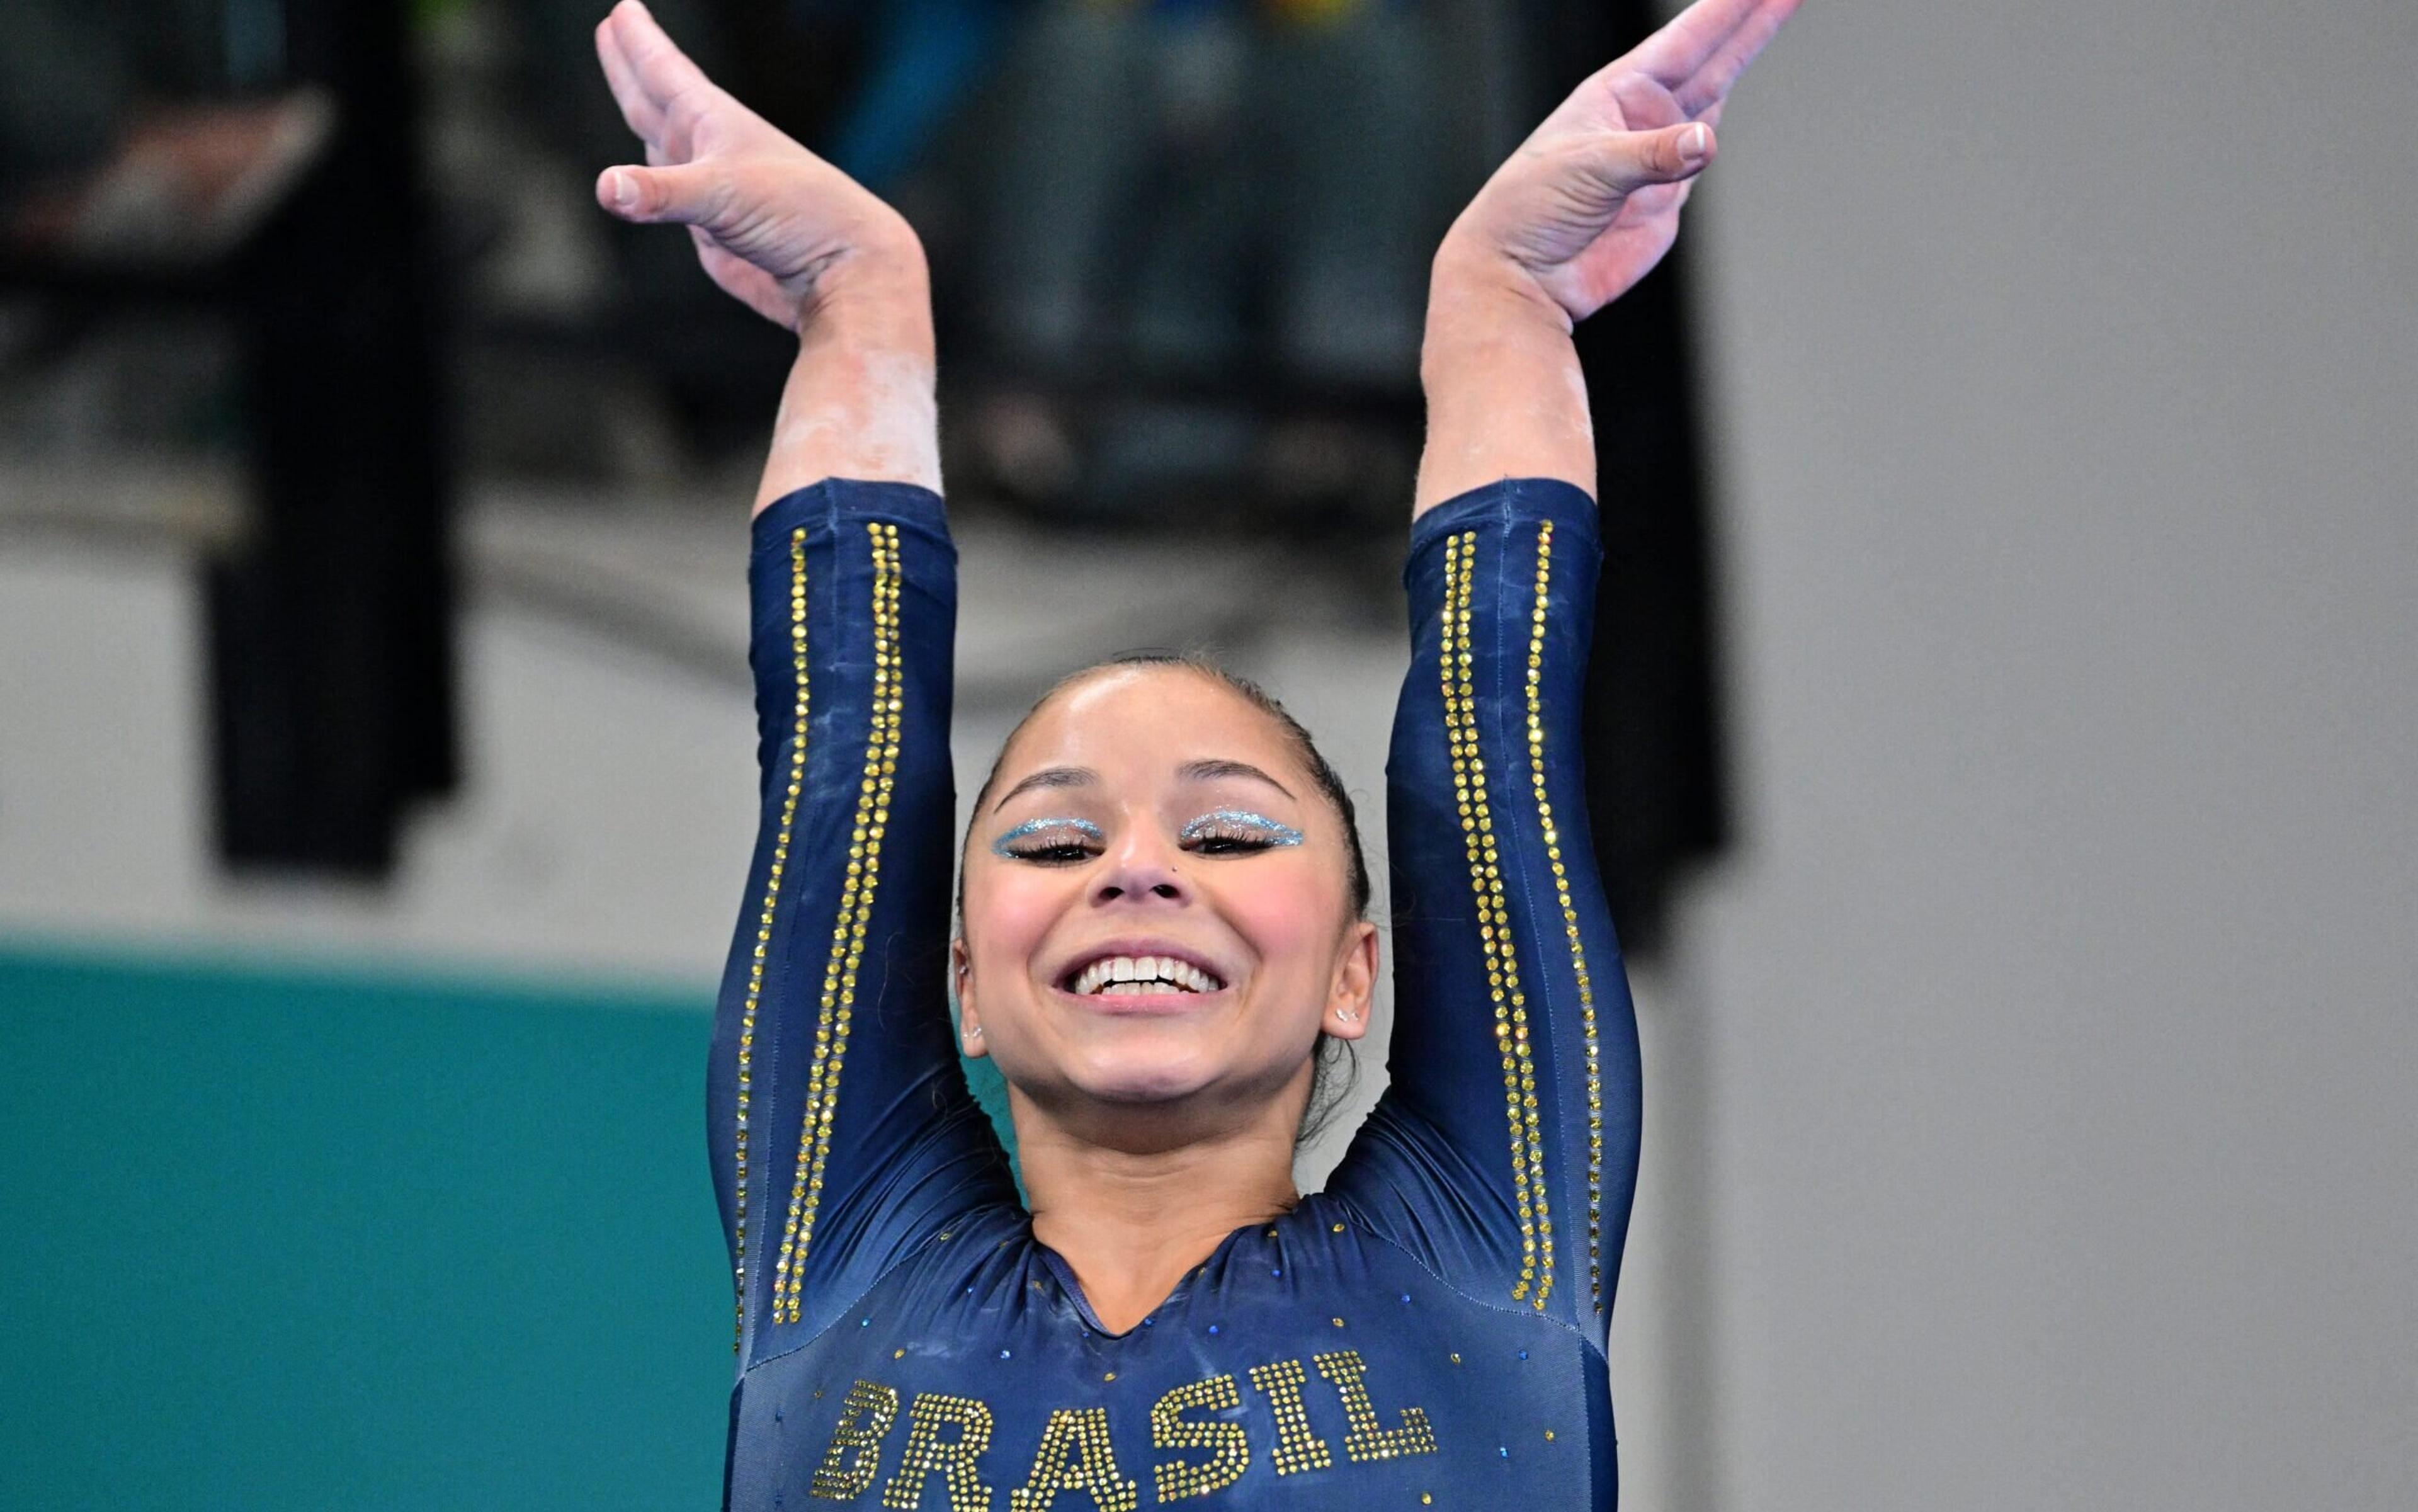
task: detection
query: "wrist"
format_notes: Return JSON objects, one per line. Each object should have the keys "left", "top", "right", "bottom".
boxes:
{"left": 795, "top": 232, "right": 935, "bottom": 363}
{"left": 759, "top": 237, "right": 941, "bottom": 510}
{"left": 1413, "top": 235, "right": 1594, "bottom": 515}
{"left": 1422, "top": 239, "right": 1573, "bottom": 388}
{"left": 1428, "top": 236, "right": 1569, "bottom": 329}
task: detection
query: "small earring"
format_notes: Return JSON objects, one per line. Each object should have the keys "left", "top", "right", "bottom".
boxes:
{"left": 965, "top": 1024, "right": 983, "bottom": 1039}
{"left": 1336, "top": 1008, "right": 1358, "bottom": 1023}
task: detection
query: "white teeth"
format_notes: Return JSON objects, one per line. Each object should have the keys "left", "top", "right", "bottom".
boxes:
{"left": 1069, "top": 954, "right": 1225, "bottom": 996}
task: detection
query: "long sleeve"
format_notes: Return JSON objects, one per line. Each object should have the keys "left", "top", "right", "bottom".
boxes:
{"left": 708, "top": 479, "right": 1017, "bottom": 1368}
{"left": 1327, "top": 476, "right": 1644, "bottom": 1346}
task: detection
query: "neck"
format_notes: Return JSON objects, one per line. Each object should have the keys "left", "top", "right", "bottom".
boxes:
{"left": 1013, "top": 1088, "right": 1304, "bottom": 1334}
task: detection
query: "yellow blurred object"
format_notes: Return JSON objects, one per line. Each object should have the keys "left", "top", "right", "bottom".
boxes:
{"left": 1264, "top": 0, "right": 1368, "bottom": 25}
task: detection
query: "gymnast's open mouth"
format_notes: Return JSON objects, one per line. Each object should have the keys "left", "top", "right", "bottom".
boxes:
{"left": 1055, "top": 941, "right": 1229, "bottom": 998}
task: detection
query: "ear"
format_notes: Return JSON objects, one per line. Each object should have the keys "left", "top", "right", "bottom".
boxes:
{"left": 951, "top": 936, "right": 989, "bottom": 1058}
{"left": 1324, "top": 919, "right": 1378, "bottom": 1040}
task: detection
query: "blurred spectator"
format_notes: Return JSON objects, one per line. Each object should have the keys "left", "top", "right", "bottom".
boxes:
{"left": 973, "top": 0, "right": 1434, "bottom": 386}
{"left": 951, "top": 0, "right": 1445, "bottom": 514}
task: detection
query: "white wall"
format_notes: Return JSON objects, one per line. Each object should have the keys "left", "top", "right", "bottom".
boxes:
{"left": 1603, "top": 1, "right": 2418, "bottom": 1506}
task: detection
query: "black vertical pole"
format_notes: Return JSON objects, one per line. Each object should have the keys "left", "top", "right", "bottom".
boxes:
{"left": 208, "top": 0, "right": 457, "bottom": 872}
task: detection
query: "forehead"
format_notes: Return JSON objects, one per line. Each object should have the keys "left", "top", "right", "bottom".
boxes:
{"left": 997, "top": 668, "right": 1303, "bottom": 790}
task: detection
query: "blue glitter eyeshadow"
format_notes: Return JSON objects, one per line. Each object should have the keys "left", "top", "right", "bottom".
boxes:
{"left": 1179, "top": 809, "right": 1305, "bottom": 847}
{"left": 990, "top": 816, "right": 1103, "bottom": 859}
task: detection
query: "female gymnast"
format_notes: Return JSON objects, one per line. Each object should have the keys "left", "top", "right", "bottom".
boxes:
{"left": 592, "top": 1, "right": 1795, "bottom": 1505}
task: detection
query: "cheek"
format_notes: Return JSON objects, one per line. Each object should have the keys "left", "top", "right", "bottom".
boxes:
{"left": 1221, "top": 860, "right": 1347, "bottom": 992}
{"left": 964, "top": 866, "right": 1068, "bottom": 987}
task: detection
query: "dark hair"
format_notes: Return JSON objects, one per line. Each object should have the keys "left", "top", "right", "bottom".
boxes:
{"left": 958, "top": 651, "right": 1368, "bottom": 1147}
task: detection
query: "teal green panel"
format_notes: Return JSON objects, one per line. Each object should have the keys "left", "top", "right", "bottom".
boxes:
{"left": 0, "top": 946, "right": 730, "bottom": 1512}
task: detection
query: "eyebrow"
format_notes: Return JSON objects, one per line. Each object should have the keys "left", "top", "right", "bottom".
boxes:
{"left": 989, "top": 765, "right": 1099, "bottom": 814}
{"left": 987, "top": 758, "right": 1295, "bottom": 815}
{"left": 1177, "top": 758, "right": 1295, "bottom": 800}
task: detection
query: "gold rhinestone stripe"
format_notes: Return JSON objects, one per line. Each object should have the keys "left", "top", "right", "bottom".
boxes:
{"left": 1440, "top": 531, "right": 1554, "bottom": 1308}
{"left": 1524, "top": 521, "right": 1605, "bottom": 1309}
{"left": 732, "top": 526, "right": 810, "bottom": 1347}
{"left": 772, "top": 522, "right": 904, "bottom": 1322}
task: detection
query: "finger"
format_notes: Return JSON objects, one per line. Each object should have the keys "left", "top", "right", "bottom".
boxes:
{"left": 595, "top": 161, "right": 729, "bottom": 226}
{"left": 1609, "top": 71, "right": 1686, "bottom": 132}
{"left": 1671, "top": 0, "right": 1800, "bottom": 117}
{"left": 606, "top": 0, "right": 718, "bottom": 118}
{"left": 1630, "top": 0, "right": 1796, "bottom": 91}
{"left": 594, "top": 15, "right": 662, "bottom": 142}
{"left": 1575, "top": 121, "right": 1715, "bottom": 200}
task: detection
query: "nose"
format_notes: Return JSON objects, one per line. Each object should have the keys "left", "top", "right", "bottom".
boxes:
{"left": 1092, "top": 829, "right": 1188, "bottom": 907}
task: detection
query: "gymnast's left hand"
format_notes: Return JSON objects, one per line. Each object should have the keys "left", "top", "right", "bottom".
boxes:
{"left": 1436, "top": 0, "right": 1798, "bottom": 324}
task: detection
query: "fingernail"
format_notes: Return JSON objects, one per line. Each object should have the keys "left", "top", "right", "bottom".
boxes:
{"left": 1678, "top": 124, "right": 1710, "bottom": 164}
{"left": 609, "top": 169, "right": 638, "bottom": 209}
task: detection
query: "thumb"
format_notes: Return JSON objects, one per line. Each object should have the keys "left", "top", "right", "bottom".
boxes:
{"left": 595, "top": 162, "right": 729, "bottom": 225}
{"left": 1575, "top": 120, "right": 1715, "bottom": 198}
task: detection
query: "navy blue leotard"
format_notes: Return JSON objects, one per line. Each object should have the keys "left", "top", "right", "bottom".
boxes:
{"left": 710, "top": 475, "right": 1642, "bottom": 1509}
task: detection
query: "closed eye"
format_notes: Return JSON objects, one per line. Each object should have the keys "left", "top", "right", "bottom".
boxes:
{"left": 991, "top": 817, "right": 1104, "bottom": 864}
{"left": 1009, "top": 840, "right": 1098, "bottom": 865}
{"left": 1188, "top": 834, "right": 1271, "bottom": 856}
{"left": 1179, "top": 809, "right": 1305, "bottom": 855}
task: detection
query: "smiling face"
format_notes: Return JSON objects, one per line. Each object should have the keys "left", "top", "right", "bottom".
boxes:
{"left": 955, "top": 666, "right": 1376, "bottom": 1145}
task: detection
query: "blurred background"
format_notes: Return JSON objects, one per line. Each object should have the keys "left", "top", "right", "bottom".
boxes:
{"left": 1, "top": 0, "right": 2411, "bottom": 1508}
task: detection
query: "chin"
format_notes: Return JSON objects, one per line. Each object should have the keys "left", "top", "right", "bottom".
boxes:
{"left": 1060, "top": 1038, "right": 1223, "bottom": 1106}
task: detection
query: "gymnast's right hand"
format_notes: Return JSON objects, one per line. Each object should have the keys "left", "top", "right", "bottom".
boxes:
{"left": 592, "top": 0, "right": 922, "bottom": 332}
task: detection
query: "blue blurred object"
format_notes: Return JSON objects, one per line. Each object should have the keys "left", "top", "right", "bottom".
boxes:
{"left": 818, "top": 0, "right": 1028, "bottom": 191}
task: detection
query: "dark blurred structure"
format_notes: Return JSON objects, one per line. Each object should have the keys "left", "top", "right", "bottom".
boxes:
{"left": 1, "top": 0, "right": 458, "bottom": 875}
{"left": 0, "top": 0, "right": 1725, "bottom": 950}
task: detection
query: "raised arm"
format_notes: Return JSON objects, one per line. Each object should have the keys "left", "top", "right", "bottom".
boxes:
{"left": 1417, "top": 0, "right": 1798, "bottom": 514}
{"left": 594, "top": 1, "right": 1013, "bottom": 1361}
{"left": 593, "top": 0, "right": 939, "bottom": 510}
{"left": 1336, "top": 0, "right": 1796, "bottom": 1341}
